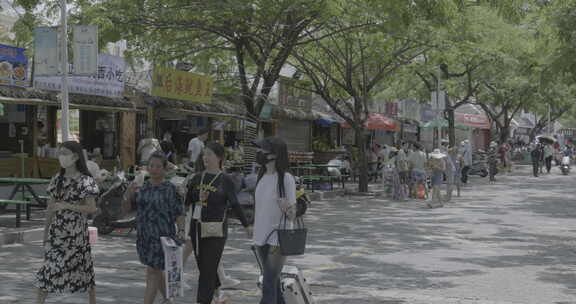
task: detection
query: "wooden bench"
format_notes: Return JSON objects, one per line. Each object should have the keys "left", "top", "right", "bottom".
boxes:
{"left": 300, "top": 175, "right": 337, "bottom": 191}
{"left": 0, "top": 199, "right": 31, "bottom": 227}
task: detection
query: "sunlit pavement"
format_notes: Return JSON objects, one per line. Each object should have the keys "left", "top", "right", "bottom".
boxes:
{"left": 1, "top": 165, "right": 576, "bottom": 303}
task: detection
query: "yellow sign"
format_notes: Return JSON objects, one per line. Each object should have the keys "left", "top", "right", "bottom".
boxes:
{"left": 151, "top": 67, "right": 213, "bottom": 103}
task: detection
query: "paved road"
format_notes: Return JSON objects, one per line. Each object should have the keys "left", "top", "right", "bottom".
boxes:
{"left": 1, "top": 165, "right": 576, "bottom": 303}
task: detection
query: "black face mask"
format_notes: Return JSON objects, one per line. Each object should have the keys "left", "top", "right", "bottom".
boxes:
{"left": 256, "top": 151, "right": 275, "bottom": 165}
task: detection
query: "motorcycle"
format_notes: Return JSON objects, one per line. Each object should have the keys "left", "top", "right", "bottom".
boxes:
{"left": 561, "top": 156, "right": 570, "bottom": 175}
{"left": 92, "top": 174, "right": 134, "bottom": 235}
{"left": 469, "top": 151, "right": 488, "bottom": 178}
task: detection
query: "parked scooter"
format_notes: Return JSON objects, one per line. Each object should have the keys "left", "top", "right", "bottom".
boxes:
{"left": 561, "top": 156, "right": 570, "bottom": 175}
{"left": 92, "top": 175, "right": 133, "bottom": 235}
{"left": 469, "top": 151, "right": 488, "bottom": 178}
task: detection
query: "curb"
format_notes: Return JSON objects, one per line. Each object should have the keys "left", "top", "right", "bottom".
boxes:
{"left": 0, "top": 228, "right": 44, "bottom": 246}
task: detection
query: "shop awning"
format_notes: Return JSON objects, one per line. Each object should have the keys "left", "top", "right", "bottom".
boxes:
{"left": 341, "top": 113, "right": 400, "bottom": 131}
{"left": 0, "top": 85, "right": 144, "bottom": 112}
{"left": 313, "top": 110, "right": 344, "bottom": 127}
{"left": 512, "top": 116, "right": 535, "bottom": 129}
{"left": 455, "top": 113, "right": 491, "bottom": 129}
{"left": 422, "top": 117, "right": 470, "bottom": 130}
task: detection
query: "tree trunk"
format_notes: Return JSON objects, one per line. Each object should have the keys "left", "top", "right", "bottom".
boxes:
{"left": 499, "top": 125, "right": 510, "bottom": 144}
{"left": 445, "top": 107, "right": 456, "bottom": 148}
{"left": 355, "top": 127, "right": 369, "bottom": 193}
{"left": 528, "top": 128, "right": 537, "bottom": 144}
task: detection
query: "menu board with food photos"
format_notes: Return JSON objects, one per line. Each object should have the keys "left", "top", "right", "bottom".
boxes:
{"left": 0, "top": 43, "right": 29, "bottom": 87}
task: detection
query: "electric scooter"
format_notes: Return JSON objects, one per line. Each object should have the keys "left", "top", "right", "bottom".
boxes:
{"left": 561, "top": 156, "right": 570, "bottom": 175}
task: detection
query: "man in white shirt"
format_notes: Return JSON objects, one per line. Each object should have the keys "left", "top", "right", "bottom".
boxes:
{"left": 187, "top": 128, "right": 209, "bottom": 168}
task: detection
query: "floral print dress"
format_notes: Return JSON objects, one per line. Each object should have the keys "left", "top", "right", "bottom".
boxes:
{"left": 135, "top": 181, "right": 184, "bottom": 269}
{"left": 35, "top": 174, "right": 99, "bottom": 293}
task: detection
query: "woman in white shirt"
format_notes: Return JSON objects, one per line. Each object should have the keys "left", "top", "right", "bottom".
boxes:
{"left": 252, "top": 137, "right": 297, "bottom": 304}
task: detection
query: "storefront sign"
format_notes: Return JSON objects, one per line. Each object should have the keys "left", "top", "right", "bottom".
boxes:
{"left": 73, "top": 25, "right": 98, "bottom": 75}
{"left": 34, "top": 54, "right": 125, "bottom": 98}
{"left": 455, "top": 113, "right": 491, "bottom": 130}
{"left": 34, "top": 27, "right": 60, "bottom": 76}
{"left": 151, "top": 67, "right": 213, "bottom": 103}
{"left": 0, "top": 43, "right": 29, "bottom": 87}
{"left": 278, "top": 76, "right": 312, "bottom": 111}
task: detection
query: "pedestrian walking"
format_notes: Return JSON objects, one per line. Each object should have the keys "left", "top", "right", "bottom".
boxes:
{"left": 35, "top": 141, "right": 99, "bottom": 304}
{"left": 460, "top": 140, "right": 473, "bottom": 184}
{"left": 498, "top": 142, "right": 509, "bottom": 174}
{"left": 187, "top": 128, "right": 209, "bottom": 169}
{"left": 185, "top": 142, "right": 252, "bottom": 304}
{"left": 428, "top": 149, "right": 446, "bottom": 208}
{"left": 544, "top": 143, "right": 554, "bottom": 174}
{"left": 396, "top": 142, "right": 410, "bottom": 186}
{"left": 488, "top": 142, "right": 499, "bottom": 183}
{"left": 445, "top": 147, "right": 460, "bottom": 201}
{"left": 408, "top": 143, "right": 428, "bottom": 199}
{"left": 384, "top": 147, "right": 404, "bottom": 201}
{"left": 122, "top": 152, "right": 186, "bottom": 304}
{"left": 252, "top": 137, "right": 298, "bottom": 304}
{"left": 182, "top": 127, "right": 210, "bottom": 285}
{"left": 531, "top": 143, "right": 543, "bottom": 177}
{"left": 160, "top": 131, "right": 177, "bottom": 164}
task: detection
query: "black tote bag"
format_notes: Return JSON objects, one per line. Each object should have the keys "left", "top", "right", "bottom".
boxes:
{"left": 276, "top": 216, "right": 307, "bottom": 256}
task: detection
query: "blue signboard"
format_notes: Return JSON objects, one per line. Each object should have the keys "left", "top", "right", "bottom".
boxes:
{"left": 0, "top": 43, "right": 29, "bottom": 87}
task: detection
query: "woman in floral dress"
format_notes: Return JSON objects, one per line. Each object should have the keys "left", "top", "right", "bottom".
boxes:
{"left": 35, "top": 141, "right": 99, "bottom": 304}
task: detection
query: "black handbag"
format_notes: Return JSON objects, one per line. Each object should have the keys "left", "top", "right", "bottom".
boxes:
{"left": 276, "top": 216, "right": 307, "bottom": 256}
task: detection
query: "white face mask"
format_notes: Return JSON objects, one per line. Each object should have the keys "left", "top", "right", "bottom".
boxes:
{"left": 58, "top": 155, "right": 77, "bottom": 169}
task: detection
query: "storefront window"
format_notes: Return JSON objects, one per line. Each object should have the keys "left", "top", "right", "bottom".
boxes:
{"left": 80, "top": 110, "right": 118, "bottom": 159}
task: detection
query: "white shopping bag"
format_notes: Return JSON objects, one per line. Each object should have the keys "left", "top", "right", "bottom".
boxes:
{"left": 88, "top": 227, "right": 98, "bottom": 245}
{"left": 161, "top": 236, "right": 184, "bottom": 298}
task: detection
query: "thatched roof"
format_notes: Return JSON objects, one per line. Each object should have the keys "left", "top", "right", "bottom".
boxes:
{"left": 0, "top": 85, "right": 137, "bottom": 109}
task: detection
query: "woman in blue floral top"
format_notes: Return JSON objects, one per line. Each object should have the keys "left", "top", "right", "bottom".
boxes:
{"left": 124, "top": 152, "right": 185, "bottom": 304}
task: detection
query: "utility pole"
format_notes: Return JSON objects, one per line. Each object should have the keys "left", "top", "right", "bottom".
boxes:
{"left": 436, "top": 65, "right": 442, "bottom": 149}
{"left": 548, "top": 103, "right": 551, "bottom": 135}
{"left": 60, "top": 0, "right": 70, "bottom": 141}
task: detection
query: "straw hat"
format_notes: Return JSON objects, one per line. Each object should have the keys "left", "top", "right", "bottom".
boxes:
{"left": 429, "top": 148, "right": 446, "bottom": 159}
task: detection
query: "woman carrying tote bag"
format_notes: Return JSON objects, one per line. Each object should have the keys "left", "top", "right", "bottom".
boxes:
{"left": 253, "top": 137, "right": 298, "bottom": 304}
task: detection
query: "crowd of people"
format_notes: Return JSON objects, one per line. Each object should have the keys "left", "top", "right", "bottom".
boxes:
{"left": 35, "top": 135, "right": 297, "bottom": 304}
{"left": 32, "top": 130, "right": 574, "bottom": 304}
{"left": 325, "top": 139, "right": 525, "bottom": 208}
